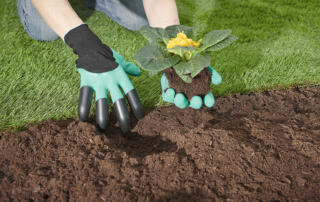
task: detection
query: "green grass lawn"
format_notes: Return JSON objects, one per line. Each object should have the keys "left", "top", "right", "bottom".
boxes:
{"left": 0, "top": 0, "right": 319, "bottom": 131}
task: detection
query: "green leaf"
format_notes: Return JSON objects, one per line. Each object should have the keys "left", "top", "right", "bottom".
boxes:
{"left": 167, "top": 46, "right": 195, "bottom": 58}
{"left": 189, "top": 54, "right": 211, "bottom": 78}
{"left": 173, "top": 61, "right": 192, "bottom": 83}
{"left": 156, "top": 40, "right": 168, "bottom": 50}
{"left": 173, "top": 54, "right": 210, "bottom": 82}
{"left": 206, "top": 35, "right": 238, "bottom": 52}
{"left": 134, "top": 44, "right": 180, "bottom": 72}
{"left": 163, "top": 37, "right": 170, "bottom": 44}
{"left": 198, "top": 30, "right": 232, "bottom": 52}
{"left": 165, "top": 25, "right": 193, "bottom": 38}
{"left": 139, "top": 25, "right": 169, "bottom": 43}
{"left": 179, "top": 74, "right": 193, "bottom": 83}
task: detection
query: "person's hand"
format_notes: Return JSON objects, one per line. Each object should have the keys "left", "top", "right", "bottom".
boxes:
{"left": 160, "top": 66, "right": 222, "bottom": 109}
{"left": 65, "top": 24, "right": 143, "bottom": 132}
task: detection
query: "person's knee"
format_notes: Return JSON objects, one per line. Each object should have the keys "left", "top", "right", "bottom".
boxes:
{"left": 27, "top": 27, "right": 59, "bottom": 42}
{"left": 19, "top": 20, "right": 59, "bottom": 41}
{"left": 88, "top": 0, "right": 149, "bottom": 31}
{"left": 123, "top": 18, "right": 148, "bottom": 31}
{"left": 17, "top": 0, "right": 59, "bottom": 41}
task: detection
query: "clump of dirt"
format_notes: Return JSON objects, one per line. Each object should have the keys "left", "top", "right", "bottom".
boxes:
{"left": 163, "top": 67, "right": 211, "bottom": 100}
{"left": 0, "top": 86, "right": 319, "bottom": 201}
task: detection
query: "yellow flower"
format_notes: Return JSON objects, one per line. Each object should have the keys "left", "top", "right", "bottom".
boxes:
{"left": 177, "top": 32, "right": 188, "bottom": 39}
{"left": 166, "top": 31, "right": 202, "bottom": 49}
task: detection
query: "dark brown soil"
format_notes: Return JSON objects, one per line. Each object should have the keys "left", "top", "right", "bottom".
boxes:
{"left": 1, "top": 86, "right": 319, "bottom": 201}
{"left": 163, "top": 67, "right": 211, "bottom": 100}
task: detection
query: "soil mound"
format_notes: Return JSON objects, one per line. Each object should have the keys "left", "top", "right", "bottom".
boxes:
{"left": 1, "top": 86, "right": 319, "bottom": 201}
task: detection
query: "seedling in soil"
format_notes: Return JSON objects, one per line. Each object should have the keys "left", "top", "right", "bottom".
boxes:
{"left": 135, "top": 25, "right": 237, "bottom": 100}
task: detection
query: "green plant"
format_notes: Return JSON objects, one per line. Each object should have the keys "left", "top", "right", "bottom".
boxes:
{"left": 134, "top": 25, "right": 237, "bottom": 83}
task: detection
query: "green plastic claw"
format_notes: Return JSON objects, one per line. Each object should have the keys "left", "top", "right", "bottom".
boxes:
{"left": 163, "top": 88, "right": 175, "bottom": 103}
{"left": 189, "top": 96, "right": 203, "bottom": 109}
{"left": 112, "top": 49, "right": 141, "bottom": 76}
{"left": 208, "top": 66, "right": 222, "bottom": 85}
{"left": 174, "top": 93, "right": 189, "bottom": 109}
{"left": 204, "top": 92, "right": 215, "bottom": 107}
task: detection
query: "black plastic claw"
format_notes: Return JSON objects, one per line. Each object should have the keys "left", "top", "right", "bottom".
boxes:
{"left": 78, "top": 86, "right": 93, "bottom": 121}
{"left": 114, "top": 98, "right": 130, "bottom": 133}
{"left": 96, "top": 98, "right": 109, "bottom": 130}
{"left": 126, "top": 89, "right": 144, "bottom": 120}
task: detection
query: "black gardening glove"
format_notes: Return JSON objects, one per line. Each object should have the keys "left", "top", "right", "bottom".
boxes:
{"left": 64, "top": 24, "right": 143, "bottom": 132}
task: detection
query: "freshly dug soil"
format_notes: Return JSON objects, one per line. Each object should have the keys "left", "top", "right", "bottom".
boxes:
{"left": 163, "top": 67, "right": 211, "bottom": 100}
{"left": 1, "top": 86, "right": 319, "bottom": 201}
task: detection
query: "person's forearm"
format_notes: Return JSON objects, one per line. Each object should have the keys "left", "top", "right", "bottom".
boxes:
{"left": 30, "top": 0, "right": 83, "bottom": 39}
{"left": 142, "top": 0, "right": 180, "bottom": 28}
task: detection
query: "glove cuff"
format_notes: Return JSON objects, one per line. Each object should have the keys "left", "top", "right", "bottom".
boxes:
{"left": 64, "top": 24, "right": 118, "bottom": 73}
{"left": 63, "top": 23, "right": 86, "bottom": 43}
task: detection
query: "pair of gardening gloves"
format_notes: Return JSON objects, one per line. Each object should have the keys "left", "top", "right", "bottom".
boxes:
{"left": 65, "top": 24, "right": 221, "bottom": 133}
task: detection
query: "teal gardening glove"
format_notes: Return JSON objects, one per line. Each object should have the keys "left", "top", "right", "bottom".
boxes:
{"left": 161, "top": 66, "right": 222, "bottom": 109}
{"left": 65, "top": 24, "right": 143, "bottom": 132}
